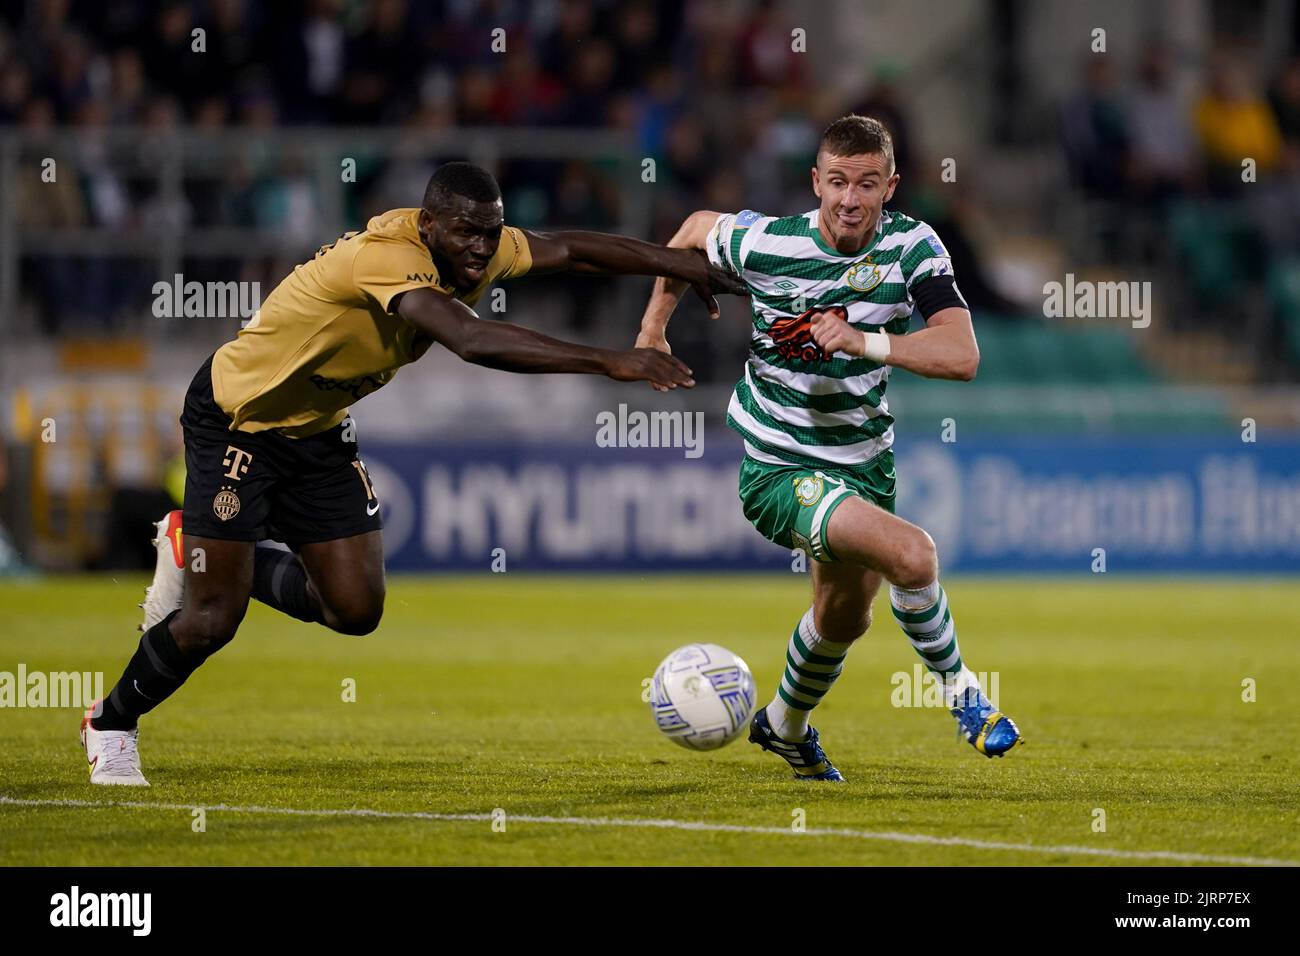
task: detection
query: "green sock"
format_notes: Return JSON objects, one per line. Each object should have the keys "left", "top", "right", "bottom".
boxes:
{"left": 766, "top": 608, "right": 852, "bottom": 741}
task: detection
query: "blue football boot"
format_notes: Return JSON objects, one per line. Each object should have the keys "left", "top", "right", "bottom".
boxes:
{"left": 749, "top": 706, "right": 845, "bottom": 781}
{"left": 951, "top": 686, "right": 1022, "bottom": 757}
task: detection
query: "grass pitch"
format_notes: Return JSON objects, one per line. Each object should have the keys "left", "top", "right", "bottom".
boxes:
{"left": 0, "top": 574, "right": 1296, "bottom": 866}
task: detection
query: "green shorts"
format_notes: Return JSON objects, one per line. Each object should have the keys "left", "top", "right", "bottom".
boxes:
{"left": 738, "top": 451, "right": 896, "bottom": 563}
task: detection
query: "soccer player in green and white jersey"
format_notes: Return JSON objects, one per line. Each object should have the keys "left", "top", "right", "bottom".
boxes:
{"left": 636, "top": 115, "right": 1022, "bottom": 781}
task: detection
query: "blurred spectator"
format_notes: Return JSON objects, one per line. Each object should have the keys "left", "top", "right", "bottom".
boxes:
{"left": 849, "top": 65, "right": 917, "bottom": 187}
{"left": 663, "top": 114, "right": 711, "bottom": 196}
{"left": 107, "top": 49, "right": 149, "bottom": 124}
{"left": 738, "top": 0, "right": 806, "bottom": 93}
{"left": 490, "top": 49, "right": 563, "bottom": 125}
{"left": 1194, "top": 53, "right": 1282, "bottom": 195}
{"left": 341, "top": 0, "right": 420, "bottom": 124}
{"left": 205, "top": 0, "right": 264, "bottom": 88}
{"left": 0, "top": 62, "right": 34, "bottom": 124}
{"left": 1268, "top": 55, "right": 1300, "bottom": 161}
{"left": 555, "top": 37, "right": 617, "bottom": 126}
{"left": 1061, "top": 55, "right": 1130, "bottom": 199}
{"left": 0, "top": 430, "right": 29, "bottom": 576}
{"left": 272, "top": 0, "right": 346, "bottom": 124}
{"left": 141, "top": 2, "right": 210, "bottom": 113}
{"left": 1126, "top": 43, "right": 1197, "bottom": 205}
{"left": 611, "top": 1, "right": 662, "bottom": 92}
{"left": 539, "top": 0, "right": 596, "bottom": 80}
{"left": 917, "top": 187, "right": 1032, "bottom": 319}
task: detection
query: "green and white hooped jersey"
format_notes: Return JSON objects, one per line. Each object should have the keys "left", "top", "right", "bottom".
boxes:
{"left": 706, "top": 208, "right": 954, "bottom": 469}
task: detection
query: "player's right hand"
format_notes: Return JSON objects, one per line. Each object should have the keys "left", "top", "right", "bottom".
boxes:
{"left": 684, "top": 255, "right": 749, "bottom": 319}
{"left": 607, "top": 347, "right": 694, "bottom": 389}
{"left": 634, "top": 330, "right": 674, "bottom": 392}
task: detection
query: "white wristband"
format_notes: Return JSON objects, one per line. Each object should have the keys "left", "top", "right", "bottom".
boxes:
{"left": 861, "top": 331, "right": 891, "bottom": 363}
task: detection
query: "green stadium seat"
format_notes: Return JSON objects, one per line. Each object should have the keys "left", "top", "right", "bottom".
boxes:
{"left": 969, "top": 322, "right": 1156, "bottom": 384}
{"left": 1266, "top": 257, "right": 1300, "bottom": 368}
{"left": 1168, "top": 202, "right": 1249, "bottom": 307}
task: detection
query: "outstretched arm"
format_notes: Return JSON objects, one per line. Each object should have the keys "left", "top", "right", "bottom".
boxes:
{"left": 633, "top": 211, "right": 723, "bottom": 392}
{"left": 635, "top": 211, "right": 721, "bottom": 340}
{"left": 523, "top": 224, "right": 743, "bottom": 318}
{"left": 396, "top": 287, "right": 695, "bottom": 388}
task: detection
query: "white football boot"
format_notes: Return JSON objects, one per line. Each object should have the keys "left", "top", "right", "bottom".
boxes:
{"left": 139, "top": 510, "right": 185, "bottom": 632}
{"left": 80, "top": 704, "right": 150, "bottom": 786}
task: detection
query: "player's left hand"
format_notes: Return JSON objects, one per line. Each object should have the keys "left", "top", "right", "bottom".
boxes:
{"left": 606, "top": 347, "right": 695, "bottom": 389}
{"left": 809, "top": 307, "right": 864, "bottom": 357}
{"left": 634, "top": 329, "right": 675, "bottom": 392}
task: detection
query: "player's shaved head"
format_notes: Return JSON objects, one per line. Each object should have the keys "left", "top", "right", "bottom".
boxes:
{"left": 419, "top": 162, "right": 506, "bottom": 292}
{"left": 423, "top": 162, "right": 502, "bottom": 214}
{"left": 817, "top": 114, "right": 895, "bottom": 173}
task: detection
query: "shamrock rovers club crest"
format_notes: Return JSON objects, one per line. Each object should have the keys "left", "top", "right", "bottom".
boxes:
{"left": 213, "top": 486, "right": 241, "bottom": 521}
{"left": 845, "top": 255, "right": 884, "bottom": 293}
{"left": 793, "top": 474, "right": 824, "bottom": 507}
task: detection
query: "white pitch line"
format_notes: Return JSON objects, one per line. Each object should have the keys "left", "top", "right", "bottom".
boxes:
{"left": 1, "top": 795, "right": 1294, "bottom": 866}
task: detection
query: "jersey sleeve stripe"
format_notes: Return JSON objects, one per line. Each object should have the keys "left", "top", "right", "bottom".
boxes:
{"left": 729, "top": 224, "right": 748, "bottom": 273}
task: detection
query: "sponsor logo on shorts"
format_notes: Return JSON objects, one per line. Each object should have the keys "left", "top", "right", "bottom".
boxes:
{"left": 793, "top": 475, "right": 824, "bottom": 507}
{"left": 222, "top": 445, "right": 253, "bottom": 480}
{"left": 351, "top": 459, "right": 378, "bottom": 504}
{"left": 213, "top": 487, "right": 241, "bottom": 522}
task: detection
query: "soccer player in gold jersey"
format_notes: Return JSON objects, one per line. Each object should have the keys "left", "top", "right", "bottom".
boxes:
{"left": 80, "top": 162, "right": 746, "bottom": 785}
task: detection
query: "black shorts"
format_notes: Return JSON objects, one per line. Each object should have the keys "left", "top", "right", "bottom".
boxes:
{"left": 180, "top": 354, "right": 382, "bottom": 546}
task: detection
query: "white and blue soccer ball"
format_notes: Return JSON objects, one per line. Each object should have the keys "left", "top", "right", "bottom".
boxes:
{"left": 648, "top": 643, "right": 757, "bottom": 751}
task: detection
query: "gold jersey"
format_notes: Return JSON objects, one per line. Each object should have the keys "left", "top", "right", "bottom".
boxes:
{"left": 210, "top": 208, "right": 532, "bottom": 437}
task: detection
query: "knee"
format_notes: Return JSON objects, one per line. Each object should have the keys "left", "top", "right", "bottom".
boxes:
{"left": 893, "top": 530, "right": 939, "bottom": 590}
{"left": 172, "top": 599, "right": 245, "bottom": 657}
{"left": 326, "top": 592, "right": 384, "bottom": 636}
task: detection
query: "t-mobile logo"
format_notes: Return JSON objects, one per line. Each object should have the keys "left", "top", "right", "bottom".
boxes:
{"left": 223, "top": 445, "right": 254, "bottom": 480}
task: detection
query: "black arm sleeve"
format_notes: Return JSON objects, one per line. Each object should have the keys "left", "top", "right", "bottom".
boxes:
{"left": 912, "top": 274, "right": 969, "bottom": 320}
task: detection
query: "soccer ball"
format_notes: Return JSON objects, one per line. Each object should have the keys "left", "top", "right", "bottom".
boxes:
{"left": 648, "top": 643, "right": 757, "bottom": 750}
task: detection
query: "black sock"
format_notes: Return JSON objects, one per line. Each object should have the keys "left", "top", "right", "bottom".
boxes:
{"left": 252, "top": 546, "right": 323, "bottom": 624}
{"left": 93, "top": 610, "right": 199, "bottom": 731}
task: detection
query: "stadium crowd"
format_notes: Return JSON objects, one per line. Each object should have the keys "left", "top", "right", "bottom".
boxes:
{"left": 1, "top": 0, "right": 1026, "bottom": 337}
{"left": 2, "top": 1, "right": 1300, "bottom": 371}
